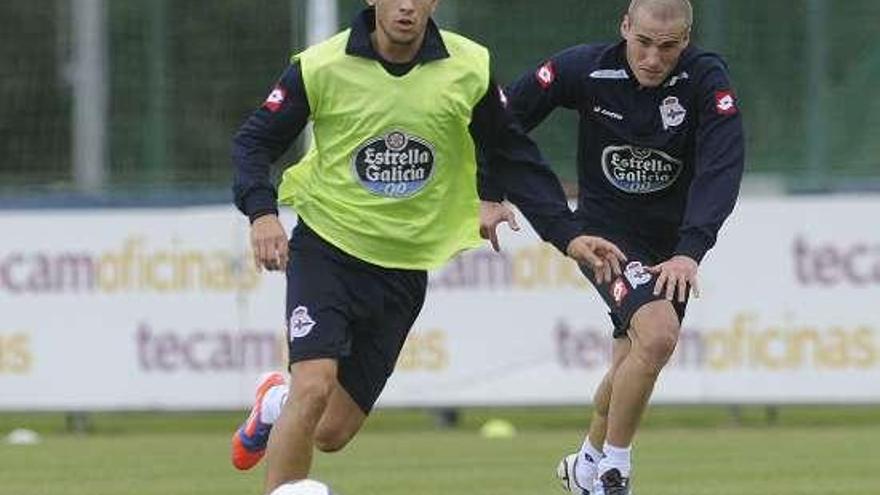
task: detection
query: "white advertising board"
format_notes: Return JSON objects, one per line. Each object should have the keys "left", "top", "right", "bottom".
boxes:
{"left": 0, "top": 198, "right": 877, "bottom": 410}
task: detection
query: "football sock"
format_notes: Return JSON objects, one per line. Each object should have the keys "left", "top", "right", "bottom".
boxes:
{"left": 259, "top": 384, "right": 289, "bottom": 425}
{"left": 575, "top": 438, "right": 603, "bottom": 486}
{"left": 580, "top": 438, "right": 604, "bottom": 463}
{"left": 599, "top": 442, "right": 632, "bottom": 478}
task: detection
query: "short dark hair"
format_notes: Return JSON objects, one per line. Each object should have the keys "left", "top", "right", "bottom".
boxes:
{"left": 628, "top": 0, "right": 693, "bottom": 29}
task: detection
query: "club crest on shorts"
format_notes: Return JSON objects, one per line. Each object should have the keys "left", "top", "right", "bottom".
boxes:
{"left": 352, "top": 130, "right": 436, "bottom": 198}
{"left": 288, "top": 306, "right": 316, "bottom": 339}
{"left": 659, "top": 96, "right": 686, "bottom": 130}
{"left": 624, "top": 261, "right": 652, "bottom": 289}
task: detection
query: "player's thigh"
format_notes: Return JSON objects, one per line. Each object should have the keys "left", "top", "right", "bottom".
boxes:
{"left": 288, "top": 358, "right": 338, "bottom": 405}
{"left": 580, "top": 243, "right": 687, "bottom": 339}
{"left": 611, "top": 336, "right": 632, "bottom": 370}
{"left": 285, "top": 223, "right": 358, "bottom": 366}
{"left": 629, "top": 299, "right": 681, "bottom": 357}
{"left": 337, "top": 267, "right": 428, "bottom": 415}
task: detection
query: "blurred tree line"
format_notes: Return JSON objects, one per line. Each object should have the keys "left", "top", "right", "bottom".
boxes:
{"left": 2, "top": 0, "right": 879, "bottom": 195}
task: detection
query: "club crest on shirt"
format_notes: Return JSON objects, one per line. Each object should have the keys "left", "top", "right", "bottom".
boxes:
{"left": 659, "top": 96, "right": 686, "bottom": 130}
{"left": 351, "top": 130, "right": 436, "bottom": 198}
{"left": 288, "top": 306, "right": 316, "bottom": 339}
{"left": 601, "top": 145, "right": 683, "bottom": 194}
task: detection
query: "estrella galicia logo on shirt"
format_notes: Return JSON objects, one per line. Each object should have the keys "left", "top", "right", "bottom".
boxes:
{"left": 601, "top": 145, "right": 683, "bottom": 194}
{"left": 352, "top": 130, "right": 435, "bottom": 198}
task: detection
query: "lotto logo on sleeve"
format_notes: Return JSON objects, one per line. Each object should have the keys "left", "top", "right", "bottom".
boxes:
{"left": 535, "top": 61, "right": 556, "bottom": 89}
{"left": 715, "top": 90, "right": 737, "bottom": 115}
{"left": 263, "top": 86, "right": 286, "bottom": 113}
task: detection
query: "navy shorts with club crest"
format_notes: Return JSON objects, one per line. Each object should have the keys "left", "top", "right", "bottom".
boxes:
{"left": 285, "top": 221, "right": 427, "bottom": 413}
{"left": 579, "top": 234, "right": 688, "bottom": 339}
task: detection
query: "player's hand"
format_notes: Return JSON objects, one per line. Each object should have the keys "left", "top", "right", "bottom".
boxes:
{"left": 479, "top": 201, "right": 520, "bottom": 252}
{"left": 250, "top": 214, "right": 289, "bottom": 272}
{"left": 566, "top": 235, "right": 627, "bottom": 285}
{"left": 647, "top": 255, "right": 700, "bottom": 302}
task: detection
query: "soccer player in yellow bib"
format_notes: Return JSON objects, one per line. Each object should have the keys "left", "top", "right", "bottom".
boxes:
{"left": 231, "top": 1, "right": 625, "bottom": 492}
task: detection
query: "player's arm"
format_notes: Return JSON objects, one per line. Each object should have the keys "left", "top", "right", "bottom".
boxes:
{"left": 503, "top": 45, "right": 586, "bottom": 132}
{"left": 651, "top": 62, "right": 745, "bottom": 301}
{"left": 675, "top": 63, "right": 745, "bottom": 264}
{"left": 471, "top": 74, "right": 625, "bottom": 281}
{"left": 232, "top": 62, "right": 311, "bottom": 271}
{"left": 472, "top": 74, "right": 577, "bottom": 253}
{"left": 476, "top": 45, "right": 588, "bottom": 212}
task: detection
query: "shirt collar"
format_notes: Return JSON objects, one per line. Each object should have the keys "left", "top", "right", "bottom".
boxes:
{"left": 345, "top": 7, "right": 450, "bottom": 64}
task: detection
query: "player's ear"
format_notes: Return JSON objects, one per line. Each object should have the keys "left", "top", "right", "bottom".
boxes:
{"left": 431, "top": 0, "right": 440, "bottom": 14}
{"left": 620, "top": 14, "right": 631, "bottom": 39}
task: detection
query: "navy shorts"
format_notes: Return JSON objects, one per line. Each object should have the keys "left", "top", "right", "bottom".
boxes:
{"left": 580, "top": 235, "right": 688, "bottom": 339}
{"left": 285, "top": 221, "right": 427, "bottom": 414}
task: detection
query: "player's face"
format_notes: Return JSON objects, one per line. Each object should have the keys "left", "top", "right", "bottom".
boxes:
{"left": 369, "top": 0, "right": 439, "bottom": 46}
{"left": 621, "top": 8, "right": 690, "bottom": 87}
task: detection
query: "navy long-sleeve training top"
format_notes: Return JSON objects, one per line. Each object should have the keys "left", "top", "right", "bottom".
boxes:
{"left": 505, "top": 41, "right": 745, "bottom": 263}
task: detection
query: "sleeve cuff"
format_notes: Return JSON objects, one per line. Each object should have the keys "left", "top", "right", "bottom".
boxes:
{"left": 478, "top": 187, "right": 505, "bottom": 203}
{"left": 546, "top": 217, "right": 582, "bottom": 255}
{"left": 242, "top": 188, "right": 278, "bottom": 223}
{"left": 674, "top": 234, "right": 711, "bottom": 264}
{"left": 477, "top": 169, "right": 505, "bottom": 202}
{"left": 249, "top": 208, "right": 279, "bottom": 224}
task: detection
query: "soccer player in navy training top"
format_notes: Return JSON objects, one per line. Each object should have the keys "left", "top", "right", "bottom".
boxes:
{"left": 482, "top": 0, "right": 745, "bottom": 494}
{"left": 230, "top": 1, "right": 626, "bottom": 493}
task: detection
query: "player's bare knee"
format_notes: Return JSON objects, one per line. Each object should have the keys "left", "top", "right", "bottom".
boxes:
{"left": 290, "top": 364, "right": 337, "bottom": 413}
{"left": 313, "top": 427, "right": 353, "bottom": 453}
{"left": 296, "top": 377, "right": 335, "bottom": 406}
{"left": 630, "top": 302, "right": 680, "bottom": 368}
{"left": 636, "top": 323, "right": 679, "bottom": 370}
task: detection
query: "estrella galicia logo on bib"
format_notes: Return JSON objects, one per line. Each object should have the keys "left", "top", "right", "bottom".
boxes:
{"left": 352, "top": 130, "right": 435, "bottom": 198}
{"left": 601, "top": 145, "right": 683, "bottom": 194}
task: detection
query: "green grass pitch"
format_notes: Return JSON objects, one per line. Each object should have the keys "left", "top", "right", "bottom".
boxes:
{"left": 1, "top": 406, "right": 878, "bottom": 494}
